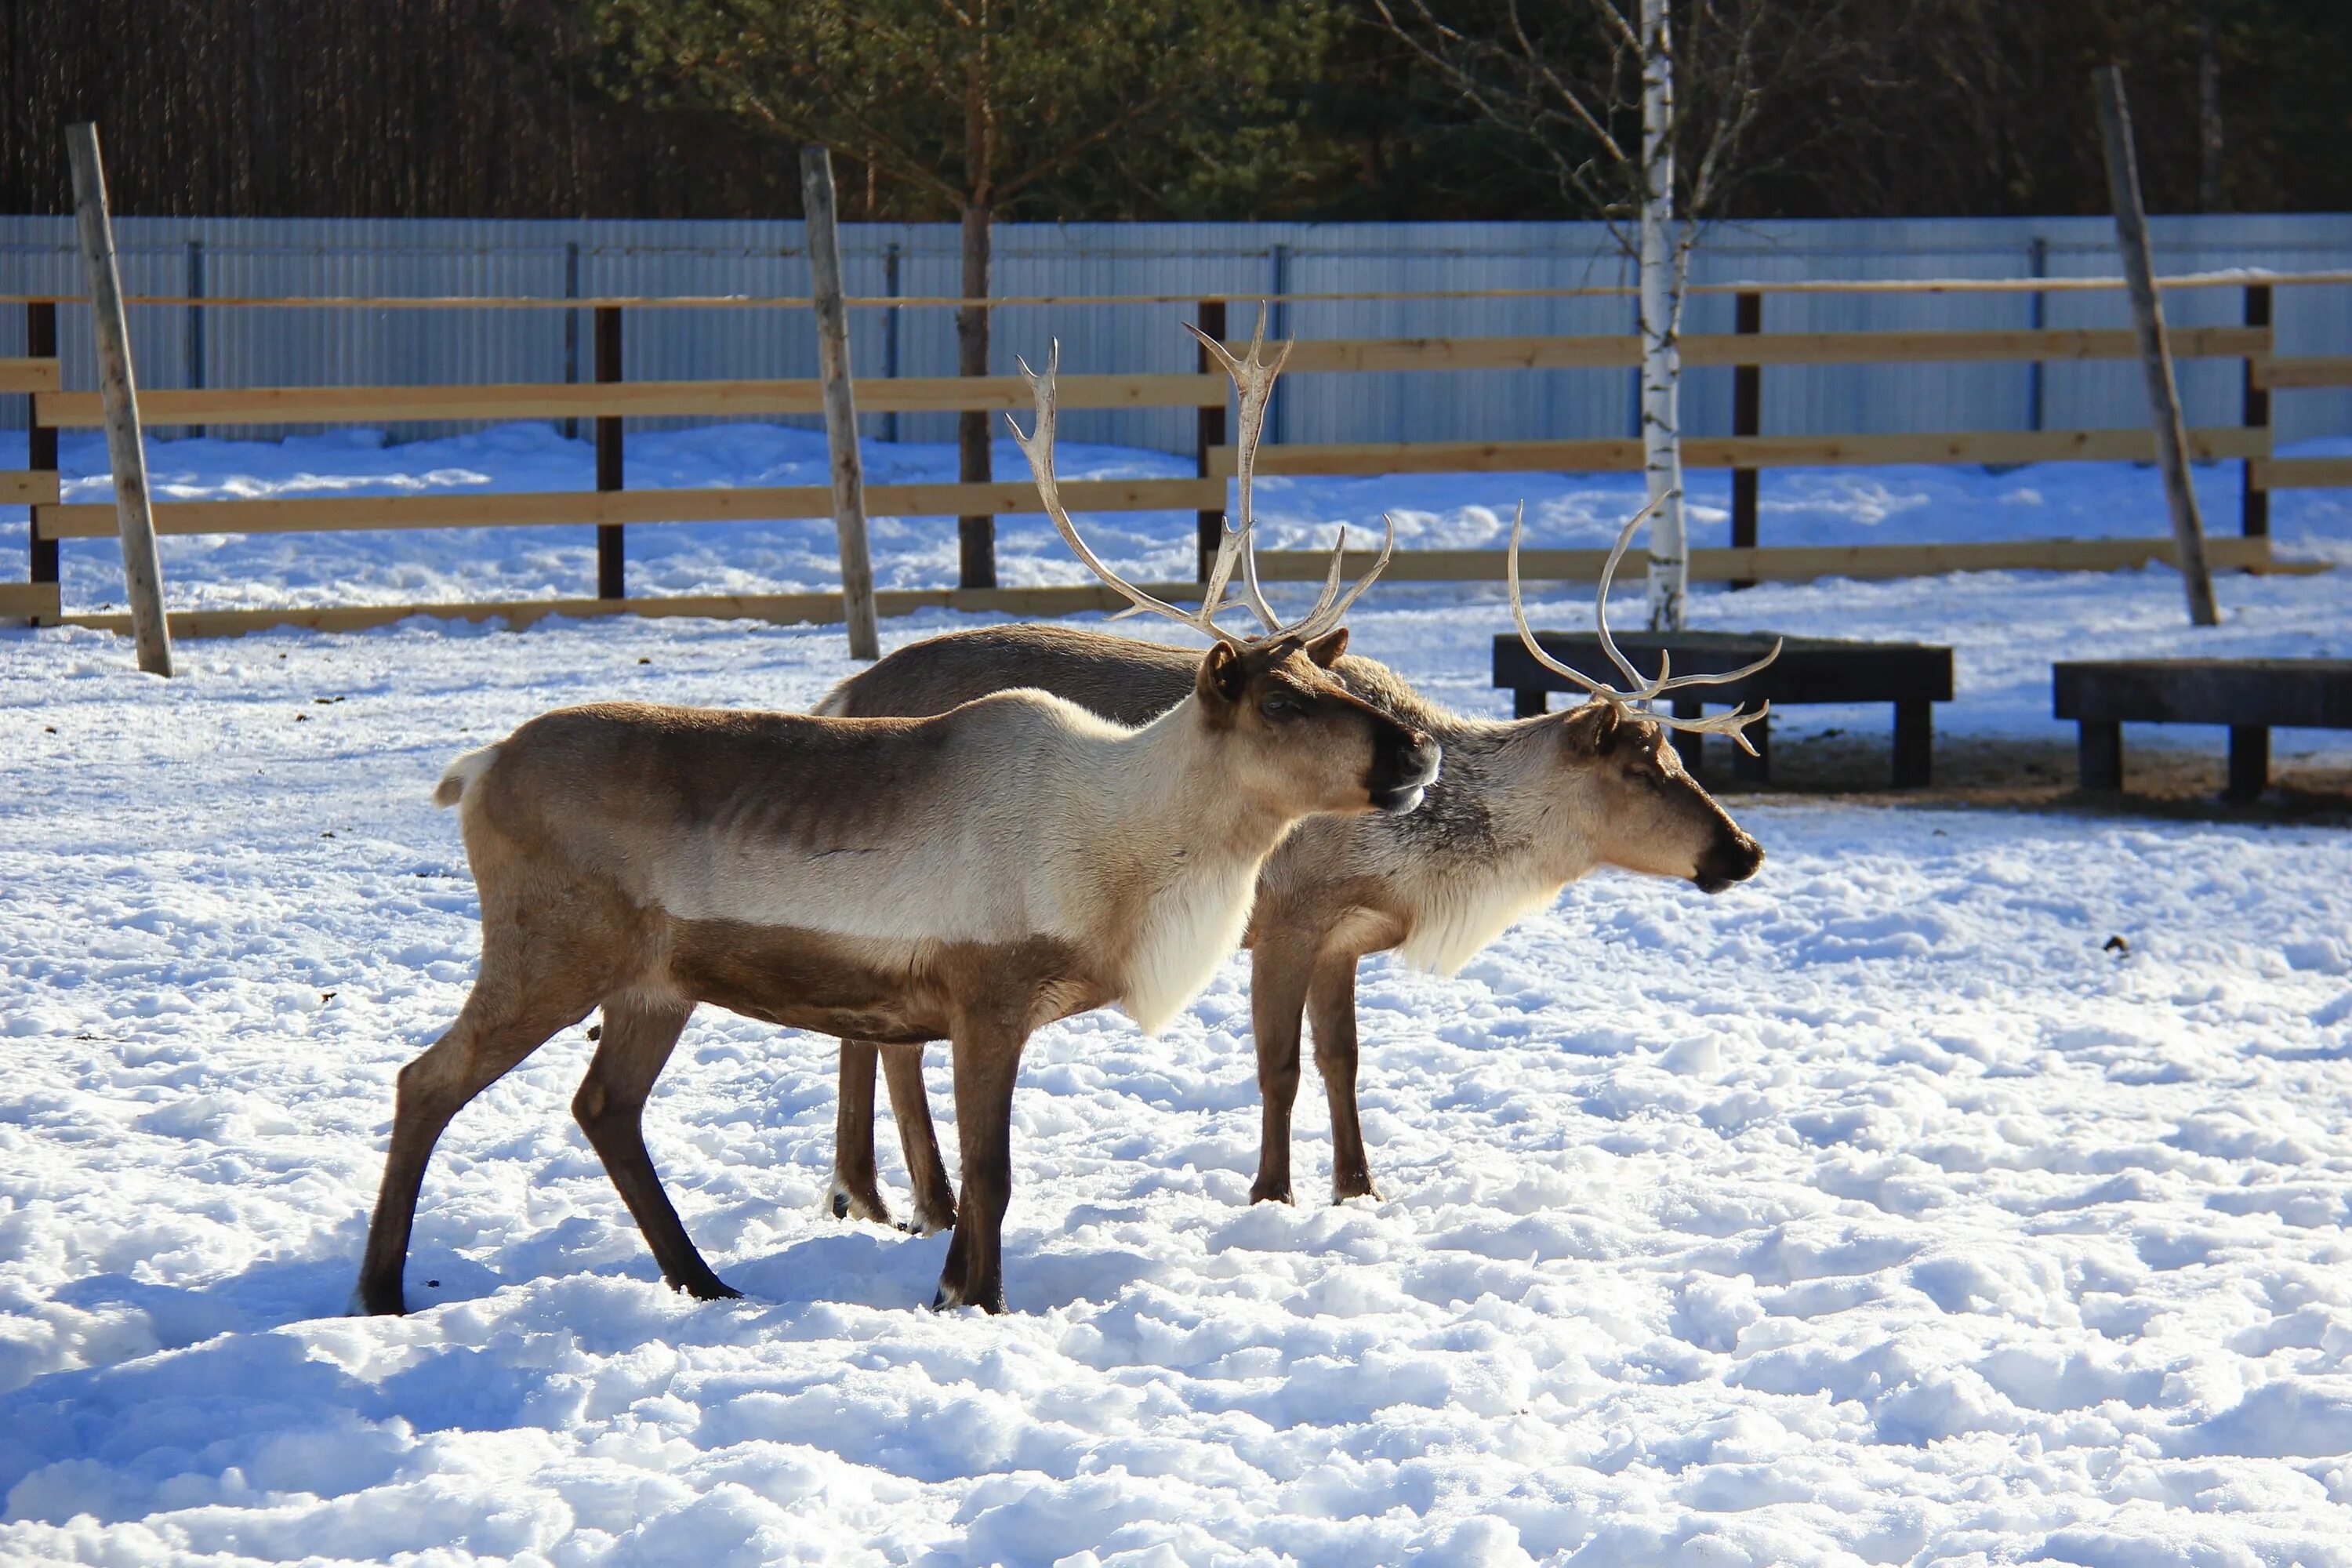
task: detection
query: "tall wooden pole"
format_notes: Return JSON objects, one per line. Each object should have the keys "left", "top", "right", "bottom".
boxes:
{"left": 800, "top": 147, "right": 880, "bottom": 661}
{"left": 66, "top": 123, "right": 173, "bottom": 675}
{"left": 2093, "top": 67, "right": 2219, "bottom": 627}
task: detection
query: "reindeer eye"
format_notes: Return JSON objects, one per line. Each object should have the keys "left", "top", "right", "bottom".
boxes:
{"left": 1260, "top": 693, "right": 1305, "bottom": 720}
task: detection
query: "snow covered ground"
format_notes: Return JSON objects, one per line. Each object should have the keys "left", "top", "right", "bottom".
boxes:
{"left": 4, "top": 426, "right": 2352, "bottom": 1565}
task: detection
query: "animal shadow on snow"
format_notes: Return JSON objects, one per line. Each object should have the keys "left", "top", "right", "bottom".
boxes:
{"left": 732, "top": 1226, "right": 1168, "bottom": 1312}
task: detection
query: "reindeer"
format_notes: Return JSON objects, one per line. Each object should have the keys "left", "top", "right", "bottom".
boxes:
{"left": 354, "top": 328, "right": 1439, "bottom": 1317}
{"left": 820, "top": 496, "right": 1774, "bottom": 1228}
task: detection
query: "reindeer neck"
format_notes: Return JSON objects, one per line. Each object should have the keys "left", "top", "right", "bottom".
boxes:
{"left": 1068, "top": 698, "right": 1294, "bottom": 1033}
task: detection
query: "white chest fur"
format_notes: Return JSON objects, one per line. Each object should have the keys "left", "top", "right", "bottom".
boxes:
{"left": 1392, "top": 865, "right": 1567, "bottom": 977}
{"left": 1120, "top": 851, "right": 1261, "bottom": 1034}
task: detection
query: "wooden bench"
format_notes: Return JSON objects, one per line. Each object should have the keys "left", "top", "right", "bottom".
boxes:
{"left": 2053, "top": 659, "right": 2352, "bottom": 800}
{"left": 1494, "top": 631, "right": 1955, "bottom": 787}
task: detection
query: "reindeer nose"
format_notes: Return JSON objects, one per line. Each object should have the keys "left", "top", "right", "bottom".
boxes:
{"left": 1693, "top": 830, "right": 1763, "bottom": 893}
{"left": 1370, "top": 727, "right": 1441, "bottom": 815}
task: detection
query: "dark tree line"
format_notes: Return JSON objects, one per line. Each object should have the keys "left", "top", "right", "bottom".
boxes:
{"left": 3, "top": 0, "right": 2347, "bottom": 222}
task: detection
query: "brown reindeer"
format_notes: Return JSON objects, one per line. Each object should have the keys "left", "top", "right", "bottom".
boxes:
{"left": 354, "top": 331, "right": 1439, "bottom": 1316}
{"left": 820, "top": 500, "right": 1773, "bottom": 1227}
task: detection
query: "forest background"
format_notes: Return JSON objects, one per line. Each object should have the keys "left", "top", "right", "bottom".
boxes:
{"left": 5, "top": 0, "right": 2347, "bottom": 224}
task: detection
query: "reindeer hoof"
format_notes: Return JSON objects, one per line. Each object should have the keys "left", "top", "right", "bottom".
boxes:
{"left": 902, "top": 1202, "right": 956, "bottom": 1237}
{"left": 826, "top": 1176, "right": 894, "bottom": 1227}
{"left": 350, "top": 1282, "right": 406, "bottom": 1317}
{"left": 677, "top": 1273, "right": 743, "bottom": 1301}
{"left": 1248, "top": 1181, "right": 1295, "bottom": 1206}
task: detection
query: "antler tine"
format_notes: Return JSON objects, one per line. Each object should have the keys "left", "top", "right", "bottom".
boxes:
{"left": 1505, "top": 497, "right": 1784, "bottom": 752}
{"left": 1185, "top": 303, "right": 1293, "bottom": 636}
{"left": 1650, "top": 637, "right": 1784, "bottom": 695}
{"left": 1011, "top": 343, "right": 1246, "bottom": 647}
{"left": 1654, "top": 699, "right": 1773, "bottom": 757}
{"left": 1507, "top": 501, "right": 1624, "bottom": 702}
{"left": 1592, "top": 501, "right": 1664, "bottom": 699}
{"left": 1284, "top": 514, "right": 1396, "bottom": 642}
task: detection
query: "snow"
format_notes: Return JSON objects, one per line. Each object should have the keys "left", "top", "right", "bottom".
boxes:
{"left": 5, "top": 423, "right": 2352, "bottom": 1566}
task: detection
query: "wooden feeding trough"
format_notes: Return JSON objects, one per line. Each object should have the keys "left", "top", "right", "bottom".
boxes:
{"left": 1493, "top": 631, "right": 1955, "bottom": 787}
{"left": 2054, "top": 659, "right": 2352, "bottom": 801}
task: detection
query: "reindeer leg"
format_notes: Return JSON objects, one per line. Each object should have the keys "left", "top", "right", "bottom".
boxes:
{"left": 572, "top": 996, "right": 739, "bottom": 1301}
{"left": 357, "top": 980, "right": 594, "bottom": 1316}
{"left": 1247, "top": 940, "right": 1316, "bottom": 1205}
{"left": 881, "top": 1043, "right": 959, "bottom": 1236}
{"left": 933, "top": 1019, "right": 1027, "bottom": 1314}
{"left": 829, "top": 1039, "right": 893, "bottom": 1226}
{"left": 1308, "top": 949, "right": 1382, "bottom": 1203}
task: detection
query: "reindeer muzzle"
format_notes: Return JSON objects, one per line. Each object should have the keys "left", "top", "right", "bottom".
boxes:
{"left": 1369, "top": 727, "right": 1442, "bottom": 815}
{"left": 1692, "top": 829, "right": 1764, "bottom": 894}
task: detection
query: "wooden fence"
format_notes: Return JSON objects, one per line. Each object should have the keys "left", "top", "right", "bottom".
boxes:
{"left": 4, "top": 274, "right": 2348, "bottom": 637}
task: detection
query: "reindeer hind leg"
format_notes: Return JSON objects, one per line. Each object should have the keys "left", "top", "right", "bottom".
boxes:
{"left": 1308, "top": 950, "right": 1381, "bottom": 1203}
{"left": 1247, "top": 940, "right": 1316, "bottom": 1207}
{"left": 573, "top": 996, "right": 739, "bottom": 1301}
{"left": 356, "top": 980, "right": 595, "bottom": 1316}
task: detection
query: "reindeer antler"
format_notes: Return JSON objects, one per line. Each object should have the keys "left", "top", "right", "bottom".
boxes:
{"left": 1011, "top": 314, "right": 1394, "bottom": 648}
{"left": 1505, "top": 497, "right": 1781, "bottom": 757}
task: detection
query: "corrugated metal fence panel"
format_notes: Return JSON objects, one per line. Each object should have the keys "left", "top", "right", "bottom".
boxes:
{"left": 3, "top": 213, "right": 2349, "bottom": 448}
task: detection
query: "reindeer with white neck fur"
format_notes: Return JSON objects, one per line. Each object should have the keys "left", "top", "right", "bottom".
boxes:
{"left": 354, "top": 325, "right": 1439, "bottom": 1316}
{"left": 821, "top": 491, "right": 1775, "bottom": 1228}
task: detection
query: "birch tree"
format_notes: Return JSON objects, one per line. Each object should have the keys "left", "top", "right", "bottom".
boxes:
{"left": 1375, "top": 0, "right": 1853, "bottom": 629}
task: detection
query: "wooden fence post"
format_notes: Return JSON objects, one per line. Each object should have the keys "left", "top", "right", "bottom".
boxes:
{"left": 799, "top": 147, "right": 880, "bottom": 661}
{"left": 2241, "top": 282, "right": 2270, "bottom": 539}
{"left": 65, "top": 123, "right": 172, "bottom": 676}
{"left": 2093, "top": 67, "right": 2219, "bottom": 627}
{"left": 27, "top": 300, "right": 58, "bottom": 597}
{"left": 1196, "top": 297, "right": 1228, "bottom": 582}
{"left": 1729, "top": 290, "right": 1762, "bottom": 590}
{"left": 594, "top": 306, "right": 624, "bottom": 599}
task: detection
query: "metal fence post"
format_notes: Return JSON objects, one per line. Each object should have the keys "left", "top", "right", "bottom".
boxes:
{"left": 1730, "top": 289, "right": 1762, "bottom": 590}
{"left": 882, "top": 240, "right": 902, "bottom": 446}
{"left": 595, "top": 306, "right": 624, "bottom": 599}
{"left": 27, "top": 300, "right": 59, "bottom": 593}
{"left": 1268, "top": 245, "right": 1290, "bottom": 447}
{"left": 2242, "top": 282, "right": 2270, "bottom": 539}
{"left": 185, "top": 238, "right": 205, "bottom": 439}
{"left": 562, "top": 241, "right": 581, "bottom": 441}
{"left": 1196, "top": 298, "right": 1228, "bottom": 582}
{"left": 2025, "top": 234, "right": 2048, "bottom": 433}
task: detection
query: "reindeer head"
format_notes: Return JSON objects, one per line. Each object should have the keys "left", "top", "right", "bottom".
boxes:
{"left": 1553, "top": 701, "right": 1764, "bottom": 891}
{"left": 1509, "top": 498, "right": 1769, "bottom": 895}
{"left": 1010, "top": 316, "right": 1439, "bottom": 824}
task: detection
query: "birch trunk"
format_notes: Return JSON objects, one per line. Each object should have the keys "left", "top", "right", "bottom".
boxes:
{"left": 1638, "top": 0, "right": 1688, "bottom": 632}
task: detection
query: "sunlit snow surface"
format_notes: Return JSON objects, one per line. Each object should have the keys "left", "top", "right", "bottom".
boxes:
{"left": 4, "top": 426, "right": 2352, "bottom": 1565}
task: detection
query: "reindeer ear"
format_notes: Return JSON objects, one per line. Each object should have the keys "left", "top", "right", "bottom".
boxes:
{"left": 1304, "top": 627, "right": 1349, "bottom": 667}
{"left": 1197, "top": 642, "right": 1249, "bottom": 706}
{"left": 1564, "top": 701, "right": 1619, "bottom": 754}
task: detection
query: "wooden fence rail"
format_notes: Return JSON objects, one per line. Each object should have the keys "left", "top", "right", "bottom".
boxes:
{"left": 5, "top": 277, "right": 2347, "bottom": 637}
{"left": 31, "top": 372, "right": 1223, "bottom": 428}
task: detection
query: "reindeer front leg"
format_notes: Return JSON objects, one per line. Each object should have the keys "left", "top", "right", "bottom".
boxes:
{"left": 1307, "top": 949, "right": 1381, "bottom": 1203}
{"left": 1247, "top": 940, "right": 1316, "bottom": 1205}
{"left": 829, "top": 1040, "right": 893, "bottom": 1225}
{"left": 831, "top": 1040, "right": 958, "bottom": 1234}
{"left": 880, "top": 1044, "right": 959, "bottom": 1235}
{"left": 934, "top": 1018, "right": 1027, "bottom": 1314}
